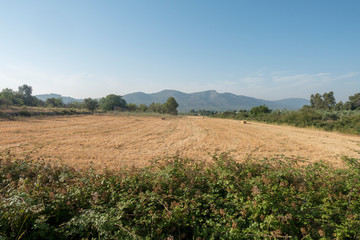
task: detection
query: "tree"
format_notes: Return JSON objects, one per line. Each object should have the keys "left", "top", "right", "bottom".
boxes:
{"left": 139, "top": 104, "right": 148, "bottom": 112}
{"left": 46, "top": 98, "right": 64, "bottom": 107}
{"left": 18, "top": 84, "right": 32, "bottom": 97}
{"left": 310, "top": 93, "right": 325, "bottom": 109}
{"left": 127, "top": 103, "right": 138, "bottom": 112}
{"left": 0, "top": 88, "right": 23, "bottom": 106}
{"left": 163, "top": 97, "right": 179, "bottom": 115}
{"left": 250, "top": 105, "right": 271, "bottom": 116}
{"left": 322, "top": 91, "right": 336, "bottom": 110}
{"left": 18, "top": 84, "right": 37, "bottom": 106}
{"left": 343, "top": 101, "right": 353, "bottom": 110}
{"left": 84, "top": 98, "right": 98, "bottom": 113}
{"left": 0, "top": 88, "right": 15, "bottom": 107}
{"left": 334, "top": 101, "right": 344, "bottom": 111}
{"left": 149, "top": 102, "right": 164, "bottom": 113}
{"left": 348, "top": 93, "right": 360, "bottom": 110}
{"left": 99, "top": 94, "right": 127, "bottom": 111}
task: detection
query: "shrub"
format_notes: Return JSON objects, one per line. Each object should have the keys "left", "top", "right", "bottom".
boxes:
{"left": 1, "top": 152, "right": 360, "bottom": 239}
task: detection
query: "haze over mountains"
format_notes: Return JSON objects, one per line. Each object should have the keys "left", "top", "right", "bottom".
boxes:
{"left": 36, "top": 90, "right": 309, "bottom": 112}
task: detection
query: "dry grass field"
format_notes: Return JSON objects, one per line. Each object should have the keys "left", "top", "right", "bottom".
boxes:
{"left": 1, "top": 115, "right": 360, "bottom": 170}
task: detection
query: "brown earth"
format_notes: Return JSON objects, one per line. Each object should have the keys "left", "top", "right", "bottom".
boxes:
{"left": 1, "top": 115, "right": 359, "bottom": 170}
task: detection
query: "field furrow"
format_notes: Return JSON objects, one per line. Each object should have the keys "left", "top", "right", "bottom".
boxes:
{"left": 1, "top": 115, "right": 359, "bottom": 169}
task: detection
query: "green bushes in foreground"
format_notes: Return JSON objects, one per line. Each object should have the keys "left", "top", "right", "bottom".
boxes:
{"left": 1, "top": 152, "right": 360, "bottom": 239}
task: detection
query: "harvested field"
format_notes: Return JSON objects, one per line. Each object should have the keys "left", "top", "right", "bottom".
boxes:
{"left": 1, "top": 115, "right": 360, "bottom": 169}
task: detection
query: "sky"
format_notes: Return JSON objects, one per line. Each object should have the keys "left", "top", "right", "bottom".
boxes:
{"left": 0, "top": 0, "right": 359, "bottom": 101}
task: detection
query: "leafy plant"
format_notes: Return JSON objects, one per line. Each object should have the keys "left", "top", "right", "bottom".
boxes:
{"left": 1, "top": 151, "right": 360, "bottom": 239}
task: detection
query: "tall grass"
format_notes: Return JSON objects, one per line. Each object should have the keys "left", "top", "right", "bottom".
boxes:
{"left": 1, "top": 151, "right": 360, "bottom": 239}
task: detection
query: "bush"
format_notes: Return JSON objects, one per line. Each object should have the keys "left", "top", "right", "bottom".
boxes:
{"left": 250, "top": 105, "right": 271, "bottom": 116}
{"left": 1, "top": 152, "right": 360, "bottom": 239}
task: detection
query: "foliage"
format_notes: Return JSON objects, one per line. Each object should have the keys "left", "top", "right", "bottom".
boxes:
{"left": 0, "top": 85, "right": 43, "bottom": 107}
{"left": 349, "top": 93, "right": 360, "bottom": 110}
{"left": 99, "top": 94, "right": 127, "bottom": 111}
{"left": 126, "top": 97, "right": 179, "bottom": 115}
{"left": 213, "top": 107, "right": 360, "bottom": 135}
{"left": 189, "top": 109, "right": 217, "bottom": 116}
{"left": 163, "top": 97, "right": 179, "bottom": 115}
{"left": 250, "top": 105, "right": 271, "bottom": 116}
{"left": 127, "top": 103, "right": 138, "bottom": 112}
{"left": 310, "top": 91, "right": 336, "bottom": 110}
{"left": 309, "top": 91, "right": 360, "bottom": 111}
{"left": 83, "top": 98, "right": 98, "bottom": 113}
{"left": 45, "top": 98, "right": 64, "bottom": 108}
{"left": 1, "top": 151, "right": 360, "bottom": 239}
{"left": 0, "top": 88, "right": 24, "bottom": 107}
{"left": 148, "top": 102, "right": 165, "bottom": 113}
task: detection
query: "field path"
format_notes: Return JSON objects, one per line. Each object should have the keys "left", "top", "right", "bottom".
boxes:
{"left": 1, "top": 115, "right": 359, "bottom": 169}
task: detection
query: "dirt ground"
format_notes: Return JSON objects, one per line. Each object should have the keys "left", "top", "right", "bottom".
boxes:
{"left": 1, "top": 115, "right": 359, "bottom": 170}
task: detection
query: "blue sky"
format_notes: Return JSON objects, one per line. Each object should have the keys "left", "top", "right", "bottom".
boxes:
{"left": 0, "top": 0, "right": 359, "bottom": 101}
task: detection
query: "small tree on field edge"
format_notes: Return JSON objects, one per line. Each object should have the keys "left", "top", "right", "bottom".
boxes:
{"left": 164, "top": 97, "right": 179, "bottom": 115}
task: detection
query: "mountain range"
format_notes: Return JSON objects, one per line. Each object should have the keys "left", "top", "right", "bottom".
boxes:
{"left": 123, "top": 90, "right": 309, "bottom": 112}
{"left": 36, "top": 90, "right": 309, "bottom": 112}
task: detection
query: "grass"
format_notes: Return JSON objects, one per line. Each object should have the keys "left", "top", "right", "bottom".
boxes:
{"left": 1, "top": 151, "right": 360, "bottom": 239}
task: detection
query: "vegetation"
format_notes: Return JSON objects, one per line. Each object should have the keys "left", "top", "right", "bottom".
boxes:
{"left": 310, "top": 91, "right": 360, "bottom": 111}
{"left": 163, "top": 97, "right": 179, "bottom": 115}
{"left": 249, "top": 105, "right": 271, "bottom": 116}
{"left": 0, "top": 85, "right": 179, "bottom": 117}
{"left": 99, "top": 94, "right": 127, "bottom": 111}
{"left": 0, "top": 85, "right": 43, "bottom": 107}
{"left": 1, "top": 151, "right": 360, "bottom": 239}
{"left": 189, "top": 109, "right": 217, "bottom": 116}
{"left": 213, "top": 91, "right": 360, "bottom": 135}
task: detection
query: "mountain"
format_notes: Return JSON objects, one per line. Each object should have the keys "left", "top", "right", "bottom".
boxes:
{"left": 35, "top": 94, "right": 83, "bottom": 104}
{"left": 35, "top": 90, "right": 309, "bottom": 112}
{"left": 123, "top": 90, "right": 309, "bottom": 112}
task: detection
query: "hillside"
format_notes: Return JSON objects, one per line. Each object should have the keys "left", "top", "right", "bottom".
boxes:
{"left": 35, "top": 90, "right": 309, "bottom": 112}
{"left": 123, "top": 90, "right": 309, "bottom": 112}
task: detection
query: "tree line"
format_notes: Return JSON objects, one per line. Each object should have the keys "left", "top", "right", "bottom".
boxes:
{"left": 0, "top": 85, "right": 179, "bottom": 115}
{"left": 310, "top": 91, "right": 360, "bottom": 110}
{"left": 212, "top": 91, "right": 360, "bottom": 135}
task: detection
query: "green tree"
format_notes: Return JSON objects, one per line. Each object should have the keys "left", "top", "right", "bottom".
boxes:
{"left": 18, "top": 84, "right": 38, "bottom": 106}
{"left": 149, "top": 102, "right": 164, "bottom": 113}
{"left": 99, "top": 94, "right": 127, "bottom": 111}
{"left": 322, "top": 91, "right": 336, "bottom": 110}
{"left": 343, "top": 101, "right": 353, "bottom": 110}
{"left": 163, "top": 97, "right": 179, "bottom": 115}
{"left": 310, "top": 92, "right": 337, "bottom": 110}
{"left": 139, "top": 104, "right": 148, "bottom": 112}
{"left": 334, "top": 101, "right": 344, "bottom": 111}
{"left": 46, "top": 98, "right": 64, "bottom": 107}
{"left": 348, "top": 93, "right": 360, "bottom": 110}
{"left": 84, "top": 98, "right": 98, "bottom": 113}
{"left": 0, "top": 88, "right": 23, "bottom": 106}
{"left": 18, "top": 84, "right": 32, "bottom": 97}
{"left": 250, "top": 105, "right": 271, "bottom": 116}
{"left": 310, "top": 93, "right": 325, "bottom": 109}
{"left": 127, "top": 103, "right": 138, "bottom": 112}
{"left": 0, "top": 88, "right": 15, "bottom": 107}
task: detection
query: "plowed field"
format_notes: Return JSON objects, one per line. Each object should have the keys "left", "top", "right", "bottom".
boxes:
{"left": 1, "top": 115, "right": 359, "bottom": 169}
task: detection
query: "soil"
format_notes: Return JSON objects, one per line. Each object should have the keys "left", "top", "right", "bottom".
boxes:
{"left": 1, "top": 115, "right": 359, "bottom": 170}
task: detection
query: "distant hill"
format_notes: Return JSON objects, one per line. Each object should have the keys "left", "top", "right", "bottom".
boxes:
{"left": 35, "top": 94, "right": 83, "bottom": 104}
{"left": 123, "top": 90, "right": 310, "bottom": 112}
{"left": 35, "top": 90, "right": 309, "bottom": 112}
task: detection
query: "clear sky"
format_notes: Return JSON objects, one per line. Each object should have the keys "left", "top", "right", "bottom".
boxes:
{"left": 0, "top": 0, "right": 359, "bottom": 101}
